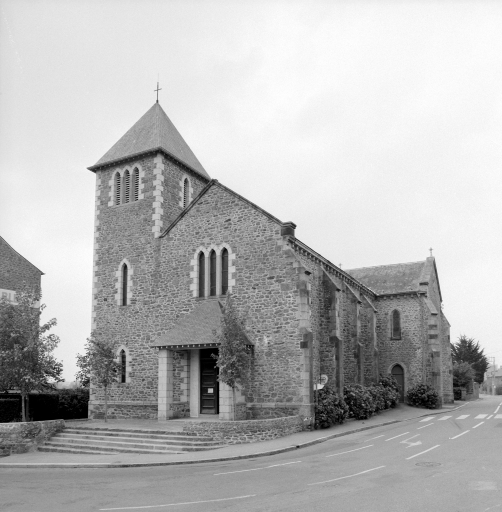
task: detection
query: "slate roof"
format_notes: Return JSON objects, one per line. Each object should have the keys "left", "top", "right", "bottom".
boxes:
{"left": 151, "top": 300, "right": 224, "bottom": 349}
{"left": 346, "top": 261, "right": 428, "bottom": 295}
{"left": 88, "top": 102, "right": 210, "bottom": 179}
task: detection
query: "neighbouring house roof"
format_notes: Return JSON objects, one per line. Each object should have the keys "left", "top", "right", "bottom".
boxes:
{"left": 346, "top": 261, "right": 427, "bottom": 295}
{"left": 88, "top": 102, "right": 210, "bottom": 180}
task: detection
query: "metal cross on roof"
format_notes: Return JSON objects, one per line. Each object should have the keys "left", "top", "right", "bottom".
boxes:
{"left": 429, "top": 247, "right": 433, "bottom": 256}
{"left": 154, "top": 81, "right": 162, "bottom": 103}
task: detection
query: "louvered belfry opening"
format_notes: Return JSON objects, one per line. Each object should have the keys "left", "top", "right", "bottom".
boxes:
{"left": 392, "top": 309, "right": 401, "bottom": 338}
{"left": 120, "top": 350, "right": 127, "bottom": 383}
{"left": 209, "top": 250, "right": 217, "bottom": 296}
{"left": 221, "top": 248, "right": 229, "bottom": 295}
{"left": 133, "top": 168, "right": 139, "bottom": 201}
{"left": 198, "top": 252, "right": 205, "bottom": 297}
{"left": 122, "top": 264, "right": 128, "bottom": 306}
{"left": 183, "top": 178, "right": 189, "bottom": 208}
{"left": 115, "top": 172, "right": 121, "bottom": 205}
{"left": 123, "top": 170, "right": 130, "bottom": 203}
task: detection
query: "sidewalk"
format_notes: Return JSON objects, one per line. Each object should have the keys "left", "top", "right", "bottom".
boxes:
{"left": 0, "top": 402, "right": 464, "bottom": 469}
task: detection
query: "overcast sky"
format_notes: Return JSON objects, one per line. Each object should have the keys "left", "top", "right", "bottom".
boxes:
{"left": 1, "top": 0, "right": 501, "bottom": 382}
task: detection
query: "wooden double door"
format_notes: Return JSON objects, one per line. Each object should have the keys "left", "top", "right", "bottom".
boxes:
{"left": 200, "top": 348, "right": 219, "bottom": 414}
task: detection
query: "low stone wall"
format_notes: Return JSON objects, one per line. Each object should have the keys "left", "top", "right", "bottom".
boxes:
{"left": 0, "top": 419, "right": 65, "bottom": 457}
{"left": 246, "top": 404, "right": 301, "bottom": 419}
{"left": 181, "top": 415, "right": 304, "bottom": 444}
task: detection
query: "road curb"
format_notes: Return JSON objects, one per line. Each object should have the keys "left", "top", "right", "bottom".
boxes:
{"left": 0, "top": 404, "right": 466, "bottom": 469}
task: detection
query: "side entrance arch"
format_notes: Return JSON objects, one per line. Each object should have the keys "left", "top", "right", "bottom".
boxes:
{"left": 391, "top": 364, "right": 405, "bottom": 402}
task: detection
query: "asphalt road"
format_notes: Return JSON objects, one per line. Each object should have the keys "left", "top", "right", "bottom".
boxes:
{"left": 1, "top": 395, "right": 501, "bottom": 512}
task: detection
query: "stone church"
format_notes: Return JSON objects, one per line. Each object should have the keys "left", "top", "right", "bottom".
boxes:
{"left": 87, "top": 100, "right": 453, "bottom": 421}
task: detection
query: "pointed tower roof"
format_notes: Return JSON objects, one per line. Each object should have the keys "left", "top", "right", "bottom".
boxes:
{"left": 88, "top": 102, "right": 210, "bottom": 179}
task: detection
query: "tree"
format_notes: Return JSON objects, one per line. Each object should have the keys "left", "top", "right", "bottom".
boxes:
{"left": 75, "top": 351, "right": 90, "bottom": 388}
{"left": 0, "top": 286, "right": 63, "bottom": 421}
{"left": 213, "top": 294, "right": 252, "bottom": 419}
{"left": 77, "top": 328, "right": 120, "bottom": 422}
{"left": 452, "top": 361, "right": 475, "bottom": 388}
{"left": 451, "top": 335, "right": 489, "bottom": 384}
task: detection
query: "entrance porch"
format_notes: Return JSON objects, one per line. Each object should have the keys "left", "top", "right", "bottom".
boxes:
{"left": 151, "top": 300, "right": 248, "bottom": 422}
{"left": 156, "top": 346, "right": 246, "bottom": 421}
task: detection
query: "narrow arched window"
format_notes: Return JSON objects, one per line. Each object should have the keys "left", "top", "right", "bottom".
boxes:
{"left": 132, "top": 168, "right": 139, "bottom": 201}
{"left": 122, "top": 263, "right": 128, "bottom": 306}
{"left": 221, "top": 248, "right": 229, "bottom": 295}
{"left": 120, "top": 350, "right": 126, "bottom": 383}
{"left": 198, "top": 252, "right": 205, "bottom": 297}
{"left": 209, "top": 250, "right": 217, "bottom": 296}
{"left": 183, "top": 178, "right": 189, "bottom": 208}
{"left": 115, "top": 172, "right": 121, "bottom": 205}
{"left": 391, "top": 309, "right": 401, "bottom": 339}
{"left": 123, "top": 170, "right": 130, "bottom": 203}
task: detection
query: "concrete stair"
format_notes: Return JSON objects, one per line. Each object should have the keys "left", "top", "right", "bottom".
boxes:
{"left": 39, "top": 426, "right": 225, "bottom": 455}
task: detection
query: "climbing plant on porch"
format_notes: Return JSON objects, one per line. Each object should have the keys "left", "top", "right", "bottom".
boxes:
{"left": 212, "top": 294, "right": 251, "bottom": 419}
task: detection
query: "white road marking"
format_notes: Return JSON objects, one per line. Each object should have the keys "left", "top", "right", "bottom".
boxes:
{"left": 326, "top": 445, "right": 373, "bottom": 458}
{"left": 486, "top": 415, "right": 493, "bottom": 420}
{"left": 214, "top": 461, "right": 301, "bottom": 475}
{"left": 400, "top": 435, "right": 422, "bottom": 448}
{"left": 419, "top": 417, "right": 435, "bottom": 422}
{"left": 475, "top": 414, "right": 488, "bottom": 419}
{"left": 495, "top": 415, "right": 502, "bottom": 419}
{"left": 417, "top": 423, "right": 433, "bottom": 430}
{"left": 385, "top": 432, "right": 410, "bottom": 441}
{"left": 308, "top": 466, "right": 386, "bottom": 486}
{"left": 438, "top": 416, "right": 452, "bottom": 421}
{"left": 406, "top": 445, "right": 440, "bottom": 460}
{"left": 99, "top": 495, "right": 256, "bottom": 510}
{"left": 450, "top": 430, "right": 470, "bottom": 440}
{"left": 364, "top": 435, "right": 384, "bottom": 442}
{"left": 456, "top": 415, "right": 469, "bottom": 419}
{"left": 472, "top": 422, "right": 484, "bottom": 429}
{"left": 494, "top": 406, "right": 500, "bottom": 414}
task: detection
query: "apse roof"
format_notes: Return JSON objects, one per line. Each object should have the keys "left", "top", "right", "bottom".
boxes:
{"left": 88, "top": 102, "right": 210, "bottom": 179}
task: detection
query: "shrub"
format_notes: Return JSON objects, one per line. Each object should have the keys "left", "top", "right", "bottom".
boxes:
{"left": 367, "top": 386, "right": 386, "bottom": 413}
{"left": 314, "top": 386, "right": 348, "bottom": 429}
{"left": 453, "top": 387, "right": 463, "bottom": 400}
{"left": 379, "top": 374, "right": 399, "bottom": 393}
{"left": 343, "top": 384, "right": 375, "bottom": 420}
{"left": 496, "top": 385, "right": 502, "bottom": 396}
{"left": 380, "top": 385, "right": 400, "bottom": 409}
{"left": 406, "top": 384, "right": 440, "bottom": 409}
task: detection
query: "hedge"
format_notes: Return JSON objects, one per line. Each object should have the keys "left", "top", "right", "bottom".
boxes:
{"left": 0, "top": 389, "right": 89, "bottom": 422}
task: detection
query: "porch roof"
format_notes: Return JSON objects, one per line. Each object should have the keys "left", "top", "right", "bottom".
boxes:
{"left": 151, "top": 300, "right": 223, "bottom": 350}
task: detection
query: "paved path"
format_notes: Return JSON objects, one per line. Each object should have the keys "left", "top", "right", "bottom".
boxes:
{"left": 0, "top": 401, "right": 465, "bottom": 468}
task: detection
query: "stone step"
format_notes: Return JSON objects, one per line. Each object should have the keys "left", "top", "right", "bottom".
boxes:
{"left": 42, "top": 440, "right": 183, "bottom": 455}
{"left": 63, "top": 428, "right": 214, "bottom": 443}
{"left": 56, "top": 433, "right": 222, "bottom": 447}
{"left": 64, "top": 426, "right": 194, "bottom": 436}
{"left": 38, "top": 446, "right": 117, "bottom": 455}
{"left": 47, "top": 436, "right": 225, "bottom": 453}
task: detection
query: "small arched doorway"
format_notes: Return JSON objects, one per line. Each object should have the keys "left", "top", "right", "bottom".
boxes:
{"left": 391, "top": 364, "right": 405, "bottom": 402}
